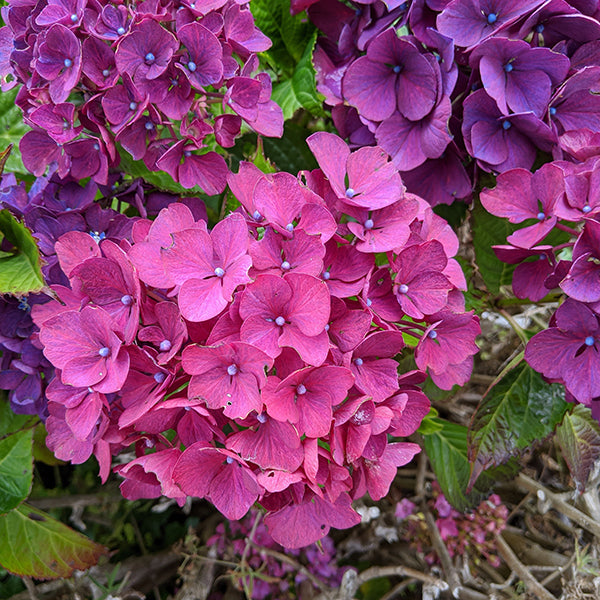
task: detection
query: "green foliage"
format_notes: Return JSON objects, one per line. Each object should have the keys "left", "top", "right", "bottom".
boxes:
{"left": 251, "top": 0, "right": 315, "bottom": 77}
{"left": 272, "top": 30, "right": 326, "bottom": 120}
{"left": 0, "top": 504, "right": 107, "bottom": 578}
{"left": 423, "top": 417, "right": 517, "bottom": 511}
{"left": 0, "top": 427, "right": 33, "bottom": 515}
{"left": 556, "top": 405, "right": 600, "bottom": 492}
{"left": 0, "top": 209, "right": 45, "bottom": 295}
{"left": 263, "top": 121, "right": 319, "bottom": 174}
{"left": 468, "top": 362, "right": 569, "bottom": 487}
{"left": 470, "top": 200, "right": 518, "bottom": 295}
{"left": 0, "top": 88, "right": 30, "bottom": 175}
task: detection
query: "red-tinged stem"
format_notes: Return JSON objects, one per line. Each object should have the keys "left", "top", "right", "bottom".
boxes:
{"left": 555, "top": 222, "right": 580, "bottom": 237}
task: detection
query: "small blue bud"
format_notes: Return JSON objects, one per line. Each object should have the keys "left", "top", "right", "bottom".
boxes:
{"left": 504, "top": 63, "right": 513, "bottom": 73}
{"left": 102, "top": 68, "right": 110, "bottom": 77}
{"left": 398, "top": 283, "right": 409, "bottom": 294}
{"left": 285, "top": 223, "right": 294, "bottom": 232}
{"left": 281, "top": 261, "right": 291, "bottom": 270}
{"left": 70, "top": 13, "right": 78, "bottom": 22}
{"left": 257, "top": 412, "right": 268, "bottom": 423}
{"left": 364, "top": 219, "right": 374, "bottom": 230}
{"left": 63, "top": 58, "right": 72, "bottom": 68}
{"left": 345, "top": 187, "right": 355, "bottom": 199}
{"left": 502, "top": 120, "right": 512, "bottom": 130}
{"left": 187, "top": 61, "right": 197, "bottom": 72}
{"left": 583, "top": 205, "right": 592, "bottom": 214}
{"left": 227, "top": 364, "right": 238, "bottom": 376}
{"left": 275, "top": 316, "right": 285, "bottom": 327}
{"left": 297, "top": 384, "right": 307, "bottom": 395}
{"left": 537, "top": 211, "right": 545, "bottom": 220}
{"left": 585, "top": 336, "right": 595, "bottom": 347}
{"left": 549, "top": 107, "right": 557, "bottom": 116}
{"left": 393, "top": 65, "right": 402, "bottom": 74}
{"left": 129, "top": 101, "right": 137, "bottom": 111}
{"left": 226, "top": 456, "right": 234, "bottom": 464}
{"left": 183, "top": 150, "right": 192, "bottom": 157}
{"left": 323, "top": 271, "right": 331, "bottom": 280}
{"left": 117, "top": 26, "right": 125, "bottom": 35}
{"left": 428, "top": 330, "right": 438, "bottom": 340}
{"left": 145, "top": 121, "right": 154, "bottom": 130}
{"left": 93, "top": 143, "right": 100, "bottom": 150}
{"left": 145, "top": 52, "right": 155, "bottom": 62}
{"left": 354, "top": 358, "right": 364, "bottom": 366}
{"left": 154, "top": 372, "right": 165, "bottom": 383}
{"left": 487, "top": 12, "right": 497, "bottom": 24}
{"left": 98, "top": 347, "right": 110, "bottom": 357}
{"left": 535, "top": 24, "right": 544, "bottom": 33}
{"left": 214, "top": 267, "right": 225, "bottom": 278}
{"left": 252, "top": 210, "right": 262, "bottom": 221}
{"left": 120, "top": 294, "right": 133, "bottom": 306}
{"left": 159, "top": 339, "right": 172, "bottom": 352}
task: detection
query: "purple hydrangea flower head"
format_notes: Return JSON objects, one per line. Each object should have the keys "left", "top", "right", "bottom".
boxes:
{"left": 437, "top": 0, "right": 547, "bottom": 48}
{"left": 470, "top": 38, "right": 570, "bottom": 117}
{"left": 525, "top": 299, "right": 600, "bottom": 404}
{"left": 342, "top": 29, "right": 438, "bottom": 122}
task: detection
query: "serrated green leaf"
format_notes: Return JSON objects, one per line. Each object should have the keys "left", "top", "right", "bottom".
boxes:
{"left": 0, "top": 428, "right": 33, "bottom": 515}
{"left": 556, "top": 405, "right": 600, "bottom": 492}
{"left": 291, "top": 31, "right": 325, "bottom": 117}
{"left": 251, "top": 0, "right": 315, "bottom": 76}
{"left": 468, "top": 363, "right": 568, "bottom": 487}
{"left": 470, "top": 200, "right": 517, "bottom": 295}
{"left": 0, "top": 400, "right": 34, "bottom": 440}
{"left": 423, "top": 418, "right": 517, "bottom": 511}
{"left": 272, "top": 80, "right": 302, "bottom": 121}
{"left": 0, "top": 210, "right": 45, "bottom": 295}
{"left": 418, "top": 408, "right": 443, "bottom": 435}
{"left": 0, "top": 504, "right": 107, "bottom": 579}
{"left": 0, "top": 88, "right": 30, "bottom": 175}
{"left": 262, "top": 121, "right": 318, "bottom": 174}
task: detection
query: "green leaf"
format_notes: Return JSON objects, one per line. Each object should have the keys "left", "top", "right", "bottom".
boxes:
{"left": 0, "top": 88, "right": 30, "bottom": 175}
{"left": 418, "top": 408, "right": 443, "bottom": 435}
{"left": 262, "top": 121, "right": 318, "bottom": 174}
{"left": 0, "top": 210, "right": 45, "bottom": 295}
{"left": 423, "top": 418, "right": 517, "bottom": 511}
{"left": 271, "top": 79, "right": 302, "bottom": 121}
{"left": 470, "top": 199, "right": 517, "bottom": 295}
{"left": 556, "top": 405, "right": 600, "bottom": 492}
{"left": 0, "top": 400, "right": 33, "bottom": 439}
{"left": 468, "top": 363, "right": 568, "bottom": 487}
{"left": 251, "top": 0, "right": 315, "bottom": 77}
{"left": 291, "top": 31, "right": 325, "bottom": 117}
{"left": 0, "top": 427, "right": 33, "bottom": 515}
{"left": 0, "top": 504, "right": 107, "bottom": 578}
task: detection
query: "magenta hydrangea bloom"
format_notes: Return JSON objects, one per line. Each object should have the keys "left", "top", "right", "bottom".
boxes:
{"left": 343, "top": 29, "right": 438, "bottom": 122}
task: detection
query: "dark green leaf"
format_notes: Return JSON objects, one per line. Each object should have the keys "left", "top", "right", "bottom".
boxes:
{"left": 291, "top": 30, "right": 325, "bottom": 118}
{"left": 271, "top": 80, "right": 301, "bottom": 121}
{"left": 0, "top": 504, "right": 107, "bottom": 578}
{"left": 251, "top": 0, "right": 315, "bottom": 77}
{"left": 0, "top": 210, "right": 45, "bottom": 295}
{"left": 423, "top": 418, "right": 517, "bottom": 511}
{"left": 470, "top": 199, "right": 518, "bottom": 295}
{"left": 468, "top": 363, "right": 568, "bottom": 487}
{"left": 262, "top": 121, "right": 318, "bottom": 174}
{"left": 0, "top": 88, "right": 30, "bottom": 175}
{"left": 0, "top": 428, "right": 33, "bottom": 515}
{"left": 556, "top": 405, "right": 600, "bottom": 492}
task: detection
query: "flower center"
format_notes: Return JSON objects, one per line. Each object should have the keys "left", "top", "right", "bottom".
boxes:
{"left": 398, "top": 284, "right": 409, "bottom": 294}
{"left": 393, "top": 65, "right": 402, "bottom": 74}
{"left": 226, "top": 456, "right": 234, "bottom": 464}
{"left": 502, "top": 120, "right": 512, "bottom": 130}
{"left": 214, "top": 267, "right": 225, "bottom": 278}
{"left": 129, "top": 101, "right": 137, "bottom": 111}
{"left": 323, "top": 271, "right": 331, "bottom": 280}
{"left": 504, "top": 63, "right": 513, "bottom": 73}
{"left": 297, "top": 384, "right": 307, "bottom": 395}
{"left": 285, "top": 223, "right": 294, "bottom": 233}
{"left": 187, "top": 61, "right": 197, "bottom": 72}
{"left": 535, "top": 23, "right": 544, "bottom": 33}
{"left": 63, "top": 58, "right": 72, "bottom": 68}
{"left": 102, "top": 68, "right": 110, "bottom": 77}
{"left": 345, "top": 187, "right": 355, "bottom": 198}
{"left": 159, "top": 339, "right": 172, "bottom": 351}
{"left": 252, "top": 210, "right": 262, "bottom": 221}
{"left": 120, "top": 294, "right": 133, "bottom": 305}
{"left": 487, "top": 12, "right": 497, "bottom": 24}
{"left": 145, "top": 52, "right": 155, "bottom": 63}
{"left": 145, "top": 121, "right": 154, "bottom": 130}
{"left": 154, "top": 372, "right": 165, "bottom": 383}
{"left": 89, "top": 230, "right": 106, "bottom": 243}
{"left": 227, "top": 364, "right": 238, "bottom": 376}
{"left": 257, "top": 412, "right": 267, "bottom": 423}
{"left": 98, "top": 346, "right": 110, "bottom": 357}
{"left": 428, "top": 329, "right": 438, "bottom": 339}
{"left": 549, "top": 107, "right": 557, "bottom": 116}
{"left": 281, "top": 260, "right": 291, "bottom": 270}
{"left": 585, "top": 336, "right": 595, "bottom": 346}
{"left": 364, "top": 219, "right": 374, "bottom": 230}
{"left": 583, "top": 205, "right": 592, "bottom": 214}
{"left": 354, "top": 357, "right": 364, "bottom": 366}
{"left": 537, "top": 212, "right": 545, "bottom": 220}
{"left": 275, "top": 316, "right": 285, "bottom": 327}
{"left": 117, "top": 26, "right": 125, "bottom": 35}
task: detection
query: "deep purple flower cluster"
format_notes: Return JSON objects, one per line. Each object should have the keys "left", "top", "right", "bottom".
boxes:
{"left": 206, "top": 508, "right": 350, "bottom": 599}
{"left": 396, "top": 483, "right": 508, "bottom": 567}
{"left": 0, "top": 0, "right": 282, "bottom": 193}
{"left": 482, "top": 154, "right": 600, "bottom": 419}
{"left": 31, "top": 133, "right": 480, "bottom": 548}
{"left": 304, "top": 0, "right": 600, "bottom": 205}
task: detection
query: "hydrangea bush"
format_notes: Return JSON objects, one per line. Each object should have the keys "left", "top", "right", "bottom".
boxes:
{"left": 1, "top": 0, "right": 600, "bottom": 584}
